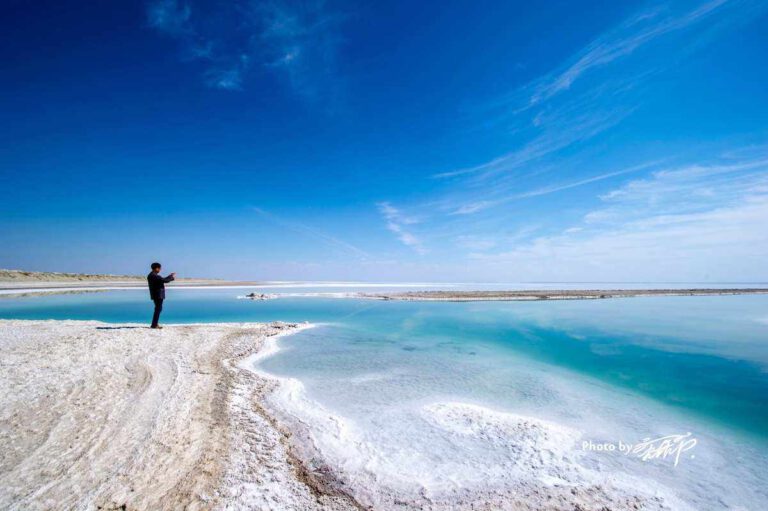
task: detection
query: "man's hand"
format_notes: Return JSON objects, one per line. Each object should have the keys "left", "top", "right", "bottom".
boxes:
{"left": 170, "top": 272, "right": 176, "bottom": 278}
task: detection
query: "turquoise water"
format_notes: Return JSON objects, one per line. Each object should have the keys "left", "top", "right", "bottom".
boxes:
{"left": 2, "top": 289, "right": 767, "bottom": 508}
{"left": 2, "top": 289, "right": 766, "bottom": 437}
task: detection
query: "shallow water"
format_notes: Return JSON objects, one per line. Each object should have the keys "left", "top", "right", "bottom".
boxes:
{"left": 1, "top": 288, "right": 767, "bottom": 508}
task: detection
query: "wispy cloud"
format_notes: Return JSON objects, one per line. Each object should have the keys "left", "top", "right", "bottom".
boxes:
{"left": 469, "top": 152, "right": 768, "bottom": 281}
{"left": 527, "top": 0, "right": 731, "bottom": 106}
{"left": 449, "top": 161, "right": 661, "bottom": 215}
{"left": 454, "top": 235, "right": 497, "bottom": 251}
{"left": 259, "top": 2, "right": 344, "bottom": 98}
{"left": 378, "top": 202, "right": 427, "bottom": 255}
{"left": 253, "top": 207, "right": 370, "bottom": 259}
{"left": 585, "top": 158, "right": 768, "bottom": 228}
{"left": 146, "top": 0, "right": 343, "bottom": 94}
{"left": 147, "top": 0, "right": 191, "bottom": 35}
{"left": 378, "top": 0, "right": 768, "bottom": 272}
{"left": 437, "top": 0, "right": 763, "bottom": 183}
{"left": 438, "top": 83, "right": 638, "bottom": 179}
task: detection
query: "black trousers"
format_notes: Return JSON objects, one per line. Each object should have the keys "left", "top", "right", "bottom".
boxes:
{"left": 151, "top": 298, "right": 163, "bottom": 327}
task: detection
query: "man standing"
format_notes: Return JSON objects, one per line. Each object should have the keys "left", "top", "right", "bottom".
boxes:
{"left": 147, "top": 262, "right": 175, "bottom": 329}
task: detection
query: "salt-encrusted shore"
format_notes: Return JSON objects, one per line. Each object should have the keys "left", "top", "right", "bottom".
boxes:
{"left": 0, "top": 320, "right": 358, "bottom": 511}
{"left": 0, "top": 320, "right": 678, "bottom": 510}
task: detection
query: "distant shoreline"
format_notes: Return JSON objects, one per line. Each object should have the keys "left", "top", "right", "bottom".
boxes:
{"left": 0, "top": 281, "right": 264, "bottom": 291}
{"left": 2, "top": 271, "right": 768, "bottom": 300}
{"left": 2, "top": 283, "right": 768, "bottom": 301}
{"left": 0, "top": 268, "right": 235, "bottom": 288}
{"left": 359, "top": 288, "right": 768, "bottom": 302}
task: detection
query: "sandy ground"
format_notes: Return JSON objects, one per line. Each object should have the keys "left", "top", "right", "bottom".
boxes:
{"left": 0, "top": 320, "right": 358, "bottom": 511}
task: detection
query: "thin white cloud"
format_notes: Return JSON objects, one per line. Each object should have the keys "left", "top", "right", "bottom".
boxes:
{"left": 253, "top": 207, "right": 370, "bottom": 260}
{"left": 455, "top": 236, "right": 497, "bottom": 251}
{"left": 377, "top": 0, "right": 767, "bottom": 276}
{"left": 519, "top": 161, "right": 662, "bottom": 199}
{"left": 147, "top": 0, "right": 191, "bottom": 35}
{"left": 437, "top": 104, "right": 632, "bottom": 179}
{"left": 469, "top": 153, "right": 768, "bottom": 281}
{"left": 449, "top": 161, "right": 660, "bottom": 215}
{"left": 599, "top": 158, "right": 768, "bottom": 204}
{"left": 438, "top": 0, "right": 764, "bottom": 182}
{"left": 378, "top": 202, "right": 427, "bottom": 255}
{"left": 258, "top": 1, "right": 344, "bottom": 98}
{"left": 472, "top": 198, "right": 768, "bottom": 281}
{"left": 204, "top": 59, "right": 249, "bottom": 91}
{"left": 146, "top": 0, "right": 342, "bottom": 95}
{"left": 529, "top": 0, "right": 731, "bottom": 106}
{"left": 452, "top": 201, "right": 495, "bottom": 216}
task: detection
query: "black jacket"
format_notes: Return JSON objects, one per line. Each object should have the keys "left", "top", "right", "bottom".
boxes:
{"left": 147, "top": 272, "right": 174, "bottom": 300}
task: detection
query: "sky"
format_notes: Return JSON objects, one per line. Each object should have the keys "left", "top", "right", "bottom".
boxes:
{"left": 1, "top": 0, "right": 767, "bottom": 282}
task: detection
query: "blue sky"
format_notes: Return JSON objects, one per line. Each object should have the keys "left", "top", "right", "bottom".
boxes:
{"left": 1, "top": 0, "right": 767, "bottom": 281}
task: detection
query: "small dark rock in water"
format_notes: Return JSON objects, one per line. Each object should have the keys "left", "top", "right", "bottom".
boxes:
{"left": 245, "top": 292, "right": 275, "bottom": 300}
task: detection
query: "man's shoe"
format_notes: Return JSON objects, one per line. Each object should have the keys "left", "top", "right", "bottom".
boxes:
{"left": 151, "top": 325, "right": 163, "bottom": 329}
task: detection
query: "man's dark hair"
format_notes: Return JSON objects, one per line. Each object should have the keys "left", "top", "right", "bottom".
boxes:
{"left": 151, "top": 262, "right": 161, "bottom": 270}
